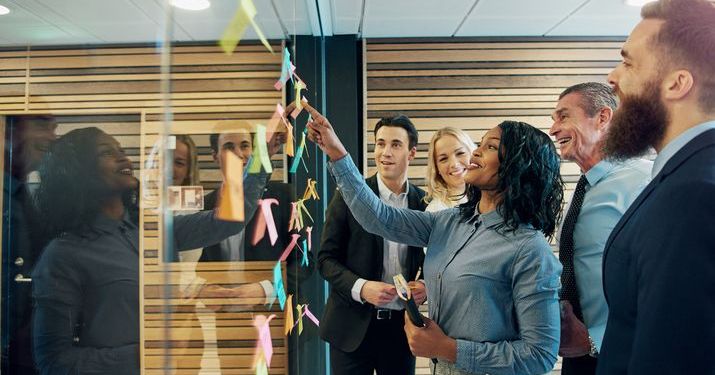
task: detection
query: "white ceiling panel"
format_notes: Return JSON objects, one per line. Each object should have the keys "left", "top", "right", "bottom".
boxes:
{"left": 330, "top": 0, "right": 361, "bottom": 35}
{"left": 360, "top": 0, "right": 474, "bottom": 37}
{"left": 548, "top": 0, "right": 642, "bottom": 35}
{"left": 0, "top": 0, "right": 655, "bottom": 46}
{"left": 457, "top": 0, "right": 585, "bottom": 36}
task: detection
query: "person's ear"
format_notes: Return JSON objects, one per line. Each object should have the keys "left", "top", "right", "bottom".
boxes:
{"left": 662, "top": 69, "right": 694, "bottom": 101}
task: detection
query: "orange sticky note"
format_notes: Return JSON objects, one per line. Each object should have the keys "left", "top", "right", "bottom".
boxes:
{"left": 284, "top": 294, "right": 294, "bottom": 335}
{"left": 216, "top": 151, "right": 245, "bottom": 222}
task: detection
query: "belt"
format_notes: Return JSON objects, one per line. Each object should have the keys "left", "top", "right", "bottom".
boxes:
{"left": 375, "top": 308, "right": 402, "bottom": 320}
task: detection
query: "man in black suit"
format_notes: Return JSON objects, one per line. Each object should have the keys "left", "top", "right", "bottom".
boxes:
{"left": 2, "top": 115, "right": 57, "bottom": 374}
{"left": 200, "top": 130, "right": 313, "bottom": 298}
{"left": 598, "top": 0, "right": 715, "bottom": 373}
{"left": 319, "top": 115, "right": 427, "bottom": 375}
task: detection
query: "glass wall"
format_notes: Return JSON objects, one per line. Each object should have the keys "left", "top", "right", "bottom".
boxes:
{"left": 0, "top": 3, "right": 323, "bottom": 374}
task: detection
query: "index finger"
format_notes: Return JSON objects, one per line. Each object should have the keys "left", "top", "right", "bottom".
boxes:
{"left": 302, "top": 101, "right": 323, "bottom": 120}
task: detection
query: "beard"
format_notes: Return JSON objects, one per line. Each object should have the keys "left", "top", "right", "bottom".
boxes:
{"left": 603, "top": 79, "right": 668, "bottom": 161}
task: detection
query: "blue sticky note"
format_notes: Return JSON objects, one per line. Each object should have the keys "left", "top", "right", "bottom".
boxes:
{"left": 301, "top": 239, "right": 309, "bottom": 267}
{"left": 273, "top": 262, "right": 286, "bottom": 310}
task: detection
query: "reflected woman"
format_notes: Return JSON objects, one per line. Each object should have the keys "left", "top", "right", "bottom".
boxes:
{"left": 31, "top": 127, "right": 271, "bottom": 374}
{"left": 302, "top": 102, "right": 564, "bottom": 375}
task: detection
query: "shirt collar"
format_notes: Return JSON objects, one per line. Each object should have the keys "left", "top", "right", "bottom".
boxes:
{"left": 92, "top": 212, "right": 136, "bottom": 234}
{"left": 583, "top": 159, "right": 616, "bottom": 187}
{"left": 376, "top": 173, "right": 409, "bottom": 200}
{"left": 475, "top": 207, "right": 505, "bottom": 229}
{"left": 652, "top": 120, "right": 715, "bottom": 178}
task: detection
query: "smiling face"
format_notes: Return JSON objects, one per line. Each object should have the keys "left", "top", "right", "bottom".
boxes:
{"left": 433, "top": 134, "right": 470, "bottom": 191}
{"left": 95, "top": 132, "right": 137, "bottom": 193}
{"left": 11, "top": 115, "right": 58, "bottom": 177}
{"left": 605, "top": 19, "right": 670, "bottom": 158}
{"left": 173, "top": 140, "right": 189, "bottom": 186}
{"left": 464, "top": 126, "right": 501, "bottom": 190}
{"left": 549, "top": 92, "right": 606, "bottom": 172}
{"left": 214, "top": 131, "right": 253, "bottom": 168}
{"left": 374, "top": 125, "right": 416, "bottom": 183}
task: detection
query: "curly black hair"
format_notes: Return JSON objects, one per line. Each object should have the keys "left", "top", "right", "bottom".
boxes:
{"left": 459, "top": 121, "right": 564, "bottom": 238}
{"left": 36, "top": 127, "right": 138, "bottom": 238}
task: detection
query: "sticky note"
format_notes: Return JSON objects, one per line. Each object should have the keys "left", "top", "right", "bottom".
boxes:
{"left": 306, "top": 226, "right": 312, "bottom": 251}
{"left": 220, "top": 0, "right": 274, "bottom": 55}
{"left": 289, "top": 129, "right": 306, "bottom": 174}
{"left": 273, "top": 262, "right": 286, "bottom": 310}
{"left": 301, "top": 239, "right": 309, "bottom": 267}
{"left": 251, "top": 198, "right": 279, "bottom": 246}
{"left": 248, "top": 125, "right": 272, "bottom": 174}
{"left": 303, "top": 305, "right": 320, "bottom": 327}
{"left": 284, "top": 294, "right": 294, "bottom": 336}
{"left": 279, "top": 234, "right": 301, "bottom": 261}
{"left": 296, "top": 304, "right": 304, "bottom": 335}
{"left": 302, "top": 178, "right": 320, "bottom": 201}
{"left": 274, "top": 48, "right": 295, "bottom": 90}
{"left": 252, "top": 314, "right": 276, "bottom": 368}
{"left": 216, "top": 151, "right": 244, "bottom": 222}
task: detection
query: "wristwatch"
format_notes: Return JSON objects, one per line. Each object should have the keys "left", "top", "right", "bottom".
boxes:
{"left": 587, "top": 335, "right": 599, "bottom": 358}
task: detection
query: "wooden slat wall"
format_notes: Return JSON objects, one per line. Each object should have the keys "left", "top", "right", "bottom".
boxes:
{"left": 1, "top": 43, "right": 290, "bottom": 375}
{"left": 365, "top": 38, "right": 622, "bottom": 194}
{"left": 365, "top": 38, "right": 623, "bottom": 375}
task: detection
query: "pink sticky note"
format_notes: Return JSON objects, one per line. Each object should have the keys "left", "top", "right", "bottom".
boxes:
{"left": 251, "top": 199, "right": 279, "bottom": 246}
{"left": 303, "top": 305, "right": 320, "bottom": 327}
{"left": 279, "top": 234, "right": 301, "bottom": 262}
{"left": 253, "top": 314, "right": 276, "bottom": 367}
{"left": 288, "top": 202, "right": 302, "bottom": 232}
{"left": 306, "top": 226, "right": 313, "bottom": 251}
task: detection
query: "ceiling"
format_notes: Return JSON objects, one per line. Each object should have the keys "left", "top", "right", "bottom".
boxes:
{"left": 0, "top": 0, "right": 650, "bottom": 47}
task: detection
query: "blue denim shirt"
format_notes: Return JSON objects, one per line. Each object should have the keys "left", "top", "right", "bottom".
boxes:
{"left": 329, "top": 155, "right": 562, "bottom": 375}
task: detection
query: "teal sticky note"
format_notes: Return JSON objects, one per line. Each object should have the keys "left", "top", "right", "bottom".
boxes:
{"left": 273, "top": 262, "right": 286, "bottom": 310}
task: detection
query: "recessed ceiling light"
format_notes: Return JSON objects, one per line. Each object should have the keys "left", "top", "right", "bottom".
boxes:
{"left": 624, "top": 0, "right": 657, "bottom": 6}
{"left": 170, "top": 0, "right": 210, "bottom": 11}
{"left": 0, "top": 5, "right": 11, "bottom": 15}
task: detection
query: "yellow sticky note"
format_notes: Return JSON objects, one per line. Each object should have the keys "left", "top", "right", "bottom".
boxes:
{"left": 296, "top": 304, "right": 304, "bottom": 335}
{"left": 284, "top": 294, "right": 294, "bottom": 335}
{"left": 220, "top": 0, "right": 274, "bottom": 55}
{"left": 215, "top": 151, "right": 244, "bottom": 221}
{"left": 302, "top": 178, "right": 320, "bottom": 201}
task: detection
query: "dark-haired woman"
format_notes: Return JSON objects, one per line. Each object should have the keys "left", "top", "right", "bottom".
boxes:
{"left": 302, "top": 103, "right": 563, "bottom": 375}
{"left": 31, "top": 127, "right": 270, "bottom": 375}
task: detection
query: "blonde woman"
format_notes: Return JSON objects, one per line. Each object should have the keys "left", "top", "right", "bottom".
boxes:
{"left": 173, "top": 134, "right": 201, "bottom": 187}
{"left": 424, "top": 127, "right": 476, "bottom": 212}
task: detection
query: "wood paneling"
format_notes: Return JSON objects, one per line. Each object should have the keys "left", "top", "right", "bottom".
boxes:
{"left": 365, "top": 38, "right": 622, "bottom": 189}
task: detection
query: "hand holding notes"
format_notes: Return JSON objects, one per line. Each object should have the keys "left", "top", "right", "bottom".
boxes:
{"left": 360, "top": 281, "right": 398, "bottom": 306}
{"left": 284, "top": 101, "right": 348, "bottom": 161}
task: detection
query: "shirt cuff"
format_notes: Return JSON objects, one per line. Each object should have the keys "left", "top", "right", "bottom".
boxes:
{"left": 351, "top": 278, "right": 368, "bottom": 303}
{"left": 259, "top": 280, "right": 275, "bottom": 305}
{"left": 328, "top": 153, "right": 355, "bottom": 178}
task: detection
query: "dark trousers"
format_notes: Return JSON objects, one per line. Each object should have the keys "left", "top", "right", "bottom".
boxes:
{"left": 330, "top": 311, "right": 415, "bottom": 375}
{"left": 562, "top": 355, "right": 598, "bottom": 375}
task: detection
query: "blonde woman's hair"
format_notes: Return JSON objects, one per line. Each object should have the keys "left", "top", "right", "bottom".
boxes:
{"left": 424, "top": 127, "right": 475, "bottom": 205}
{"left": 175, "top": 135, "right": 201, "bottom": 186}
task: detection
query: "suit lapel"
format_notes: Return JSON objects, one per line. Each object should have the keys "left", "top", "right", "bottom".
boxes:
{"left": 603, "top": 128, "right": 715, "bottom": 261}
{"left": 366, "top": 175, "right": 385, "bottom": 278}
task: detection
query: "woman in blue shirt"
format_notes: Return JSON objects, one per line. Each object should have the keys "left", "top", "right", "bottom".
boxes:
{"left": 31, "top": 127, "right": 270, "bottom": 374}
{"left": 302, "top": 103, "right": 564, "bottom": 375}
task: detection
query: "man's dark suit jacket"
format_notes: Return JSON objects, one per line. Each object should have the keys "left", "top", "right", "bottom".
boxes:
{"left": 598, "top": 128, "right": 715, "bottom": 375}
{"left": 199, "top": 181, "right": 313, "bottom": 294}
{"left": 318, "top": 174, "right": 426, "bottom": 353}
